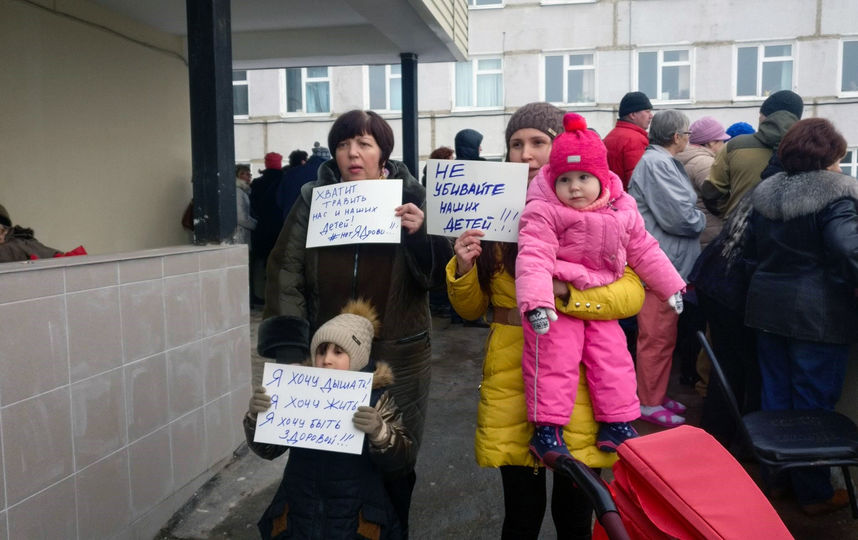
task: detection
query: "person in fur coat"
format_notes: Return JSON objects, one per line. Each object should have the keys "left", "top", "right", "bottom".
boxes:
{"left": 244, "top": 299, "right": 415, "bottom": 539}
{"left": 515, "top": 113, "right": 686, "bottom": 459}
{"left": 743, "top": 118, "right": 858, "bottom": 516}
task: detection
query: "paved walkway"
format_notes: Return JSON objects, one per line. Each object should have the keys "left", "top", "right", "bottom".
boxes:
{"left": 157, "top": 311, "right": 856, "bottom": 539}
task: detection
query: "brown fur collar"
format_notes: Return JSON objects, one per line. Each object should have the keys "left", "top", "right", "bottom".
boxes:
{"left": 372, "top": 361, "right": 394, "bottom": 389}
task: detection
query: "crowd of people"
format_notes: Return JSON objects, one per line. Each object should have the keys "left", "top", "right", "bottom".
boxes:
{"left": 227, "top": 143, "right": 332, "bottom": 305}
{"left": 236, "top": 88, "right": 857, "bottom": 538}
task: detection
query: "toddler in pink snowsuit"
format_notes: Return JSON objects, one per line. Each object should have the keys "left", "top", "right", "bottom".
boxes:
{"left": 515, "top": 113, "right": 685, "bottom": 460}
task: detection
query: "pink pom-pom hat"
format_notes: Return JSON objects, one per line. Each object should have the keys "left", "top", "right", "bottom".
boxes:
{"left": 548, "top": 113, "right": 611, "bottom": 193}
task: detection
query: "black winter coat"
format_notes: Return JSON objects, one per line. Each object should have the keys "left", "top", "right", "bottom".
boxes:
{"left": 250, "top": 168, "right": 285, "bottom": 257}
{"left": 744, "top": 170, "right": 858, "bottom": 344}
{"left": 245, "top": 362, "right": 413, "bottom": 540}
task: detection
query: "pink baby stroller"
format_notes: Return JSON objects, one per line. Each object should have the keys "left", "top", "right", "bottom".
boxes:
{"left": 554, "top": 425, "right": 792, "bottom": 539}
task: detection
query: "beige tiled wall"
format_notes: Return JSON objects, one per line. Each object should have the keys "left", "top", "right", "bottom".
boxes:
{"left": 0, "top": 245, "right": 252, "bottom": 539}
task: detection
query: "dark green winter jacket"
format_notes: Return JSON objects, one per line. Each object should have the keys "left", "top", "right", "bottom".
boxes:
{"left": 702, "top": 110, "right": 798, "bottom": 217}
{"left": 259, "top": 159, "right": 451, "bottom": 447}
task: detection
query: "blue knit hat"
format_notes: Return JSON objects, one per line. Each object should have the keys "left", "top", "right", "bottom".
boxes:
{"left": 725, "top": 122, "right": 755, "bottom": 139}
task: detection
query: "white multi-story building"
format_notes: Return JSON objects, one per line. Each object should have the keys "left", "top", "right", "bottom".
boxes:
{"left": 234, "top": 0, "right": 858, "bottom": 176}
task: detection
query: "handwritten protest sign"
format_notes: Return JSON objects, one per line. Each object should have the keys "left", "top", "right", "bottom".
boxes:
{"left": 306, "top": 180, "right": 403, "bottom": 248}
{"left": 425, "top": 159, "right": 528, "bottom": 243}
{"left": 253, "top": 362, "right": 373, "bottom": 455}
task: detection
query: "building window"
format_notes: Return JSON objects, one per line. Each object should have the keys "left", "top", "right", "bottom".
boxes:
{"left": 455, "top": 57, "right": 503, "bottom": 108}
{"left": 284, "top": 67, "right": 330, "bottom": 114}
{"left": 842, "top": 40, "right": 858, "bottom": 94}
{"left": 638, "top": 48, "right": 691, "bottom": 102}
{"left": 842, "top": 148, "right": 858, "bottom": 178}
{"left": 736, "top": 43, "right": 793, "bottom": 98}
{"left": 368, "top": 64, "right": 402, "bottom": 111}
{"left": 544, "top": 52, "right": 595, "bottom": 104}
{"left": 468, "top": 0, "right": 502, "bottom": 6}
{"left": 233, "top": 70, "right": 248, "bottom": 117}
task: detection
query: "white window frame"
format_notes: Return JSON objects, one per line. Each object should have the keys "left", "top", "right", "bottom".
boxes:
{"left": 635, "top": 47, "right": 693, "bottom": 104}
{"left": 733, "top": 42, "right": 795, "bottom": 100}
{"left": 540, "top": 0, "right": 597, "bottom": 5}
{"left": 452, "top": 56, "right": 504, "bottom": 111}
{"left": 542, "top": 50, "right": 597, "bottom": 106}
{"left": 232, "top": 70, "right": 249, "bottom": 119}
{"left": 468, "top": 0, "right": 503, "bottom": 8}
{"left": 365, "top": 64, "right": 402, "bottom": 112}
{"left": 841, "top": 147, "right": 858, "bottom": 178}
{"left": 839, "top": 39, "right": 858, "bottom": 97}
{"left": 279, "top": 66, "right": 332, "bottom": 116}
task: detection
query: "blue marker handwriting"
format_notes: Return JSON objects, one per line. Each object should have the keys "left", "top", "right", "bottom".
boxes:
{"left": 433, "top": 181, "right": 505, "bottom": 197}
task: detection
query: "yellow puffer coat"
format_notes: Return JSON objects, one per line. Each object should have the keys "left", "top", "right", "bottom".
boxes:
{"left": 446, "top": 255, "right": 645, "bottom": 469}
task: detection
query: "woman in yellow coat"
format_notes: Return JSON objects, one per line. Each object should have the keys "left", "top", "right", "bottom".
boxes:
{"left": 447, "top": 103, "right": 645, "bottom": 539}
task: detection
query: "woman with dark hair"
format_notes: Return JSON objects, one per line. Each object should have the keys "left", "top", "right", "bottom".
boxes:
{"left": 448, "top": 102, "right": 645, "bottom": 539}
{"left": 257, "top": 110, "right": 452, "bottom": 534}
{"left": 743, "top": 117, "right": 858, "bottom": 515}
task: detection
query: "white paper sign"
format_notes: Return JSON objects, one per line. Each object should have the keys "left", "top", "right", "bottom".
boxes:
{"left": 253, "top": 362, "right": 373, "bottom": 455}
{"left": 306, "top": 180, "right": 403, "bottom": 248}
{"left": 425, "top": 159, "right": 528, "bottom": 243}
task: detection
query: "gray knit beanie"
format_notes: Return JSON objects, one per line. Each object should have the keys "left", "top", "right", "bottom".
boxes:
{"left": 310, "top": 299, "right": 379, "bottom": 371}
{"left": 505, "top": 102, "right": 565, "bottom": 153}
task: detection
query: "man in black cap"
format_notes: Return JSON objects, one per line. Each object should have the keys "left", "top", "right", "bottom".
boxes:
{"left": 603, "top": 91, "right": 654, "bottom": 190}
{"left": 701, "top": 89, "right": 803, "bottom": 217}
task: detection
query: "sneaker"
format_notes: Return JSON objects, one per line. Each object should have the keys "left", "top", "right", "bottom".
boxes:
{"left": 597, "top": 422, "right": 639, "bottom": 453}
{"left": 529, "top": 424, "right": 571, "bottom": 465}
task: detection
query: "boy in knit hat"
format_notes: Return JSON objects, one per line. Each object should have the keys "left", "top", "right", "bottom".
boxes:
{"left": 244, "top": 299, "right": 414, "bottom": 539}
{"left": 515, "top": 113, "right": 686, "bottom": 461}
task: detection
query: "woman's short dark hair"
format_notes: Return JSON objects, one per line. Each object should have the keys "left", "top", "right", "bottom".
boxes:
{"left": 327, "top": 110, "right": 394, "bottom": 168}
{"left": 778, "top": 118, "right": 847, "bottom": 174}
{"left": 288, "top": 150, "right": 308, "bottom": 168}
{"left": 235, "top": 163, "right": 250, "bottom": 177}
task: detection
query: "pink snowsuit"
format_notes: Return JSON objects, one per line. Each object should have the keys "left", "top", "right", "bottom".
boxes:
{"left": 516, "top": 165, "right": 685, "bottom": 425}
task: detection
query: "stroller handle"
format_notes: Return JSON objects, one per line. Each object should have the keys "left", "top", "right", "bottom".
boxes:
{"left": 549, "top": 453, "right": 631, "bottom": 540}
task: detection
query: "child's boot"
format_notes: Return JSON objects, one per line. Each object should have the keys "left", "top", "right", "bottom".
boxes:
{"left": 529, "top": 424, "right": 571, "bottom": 465}
{"left": 596, "top": 421, "right": 639, "bottom": 452}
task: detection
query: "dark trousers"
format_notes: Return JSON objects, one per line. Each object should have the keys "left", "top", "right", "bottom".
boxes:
{"left": 757, "top": 332, "right": 849, "bottom": 505}
{"left": 385, "top": 470, "right": 416, "bottom": 538}
{"left": 673, "top": 295, "right": 706, "bottom": 383}
{"left": 618, "top": 316, "right": 637, "bottom": 362}
{"left": 698, "top": 292, "right": 760, "bottom": 450}
{"left": 499, "top": 465, "right": 596, "bottom": 540}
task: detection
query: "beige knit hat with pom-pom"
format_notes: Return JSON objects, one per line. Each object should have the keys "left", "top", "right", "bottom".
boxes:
{"left": 310, "top": 299, "right": 380, "bottom": 371}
